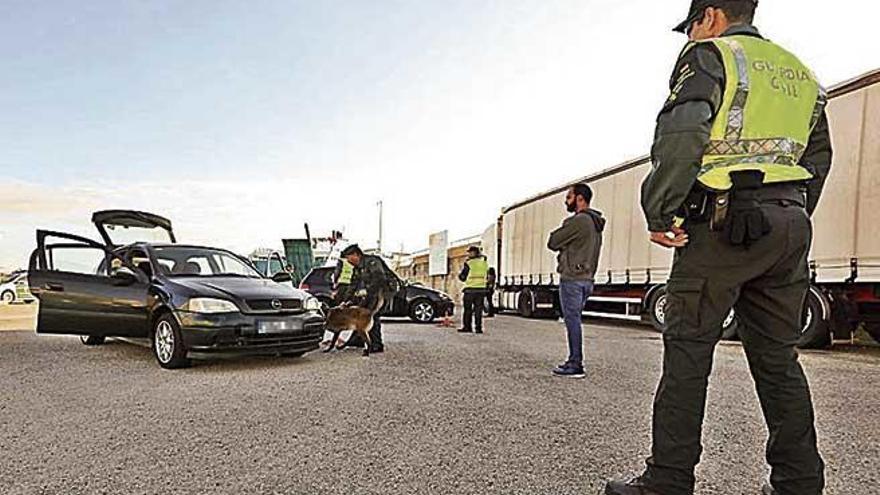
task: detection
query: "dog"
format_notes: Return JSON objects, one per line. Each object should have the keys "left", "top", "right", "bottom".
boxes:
{"left": 323, "top": 295, "right": 384, "bottom": 357}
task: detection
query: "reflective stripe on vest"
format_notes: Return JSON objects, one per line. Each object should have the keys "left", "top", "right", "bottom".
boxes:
{"left": 465, "top": 258, "right": 489, "bottom": 290}
{"left": 697, "top": 35, "right": 826, "bottom": 191}
{"left": 338, "top": 260, "right": 354, "bottom": 285}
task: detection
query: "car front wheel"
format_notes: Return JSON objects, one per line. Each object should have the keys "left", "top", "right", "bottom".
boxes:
{"left": 1, "top": 290, "right": 14, "bottom": 304}
{"left": 409, "top": 299, "right": 436, "bottom": 323}
{"left": 152, "top": 315, "right": 190, "bottom": 369}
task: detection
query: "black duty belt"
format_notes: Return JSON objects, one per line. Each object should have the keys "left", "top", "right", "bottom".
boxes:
{"left": 684, "top": 184, "right": 806, "bottom": 225}
{"left": 731, "top": 184, "right": 806, "bottom": 207}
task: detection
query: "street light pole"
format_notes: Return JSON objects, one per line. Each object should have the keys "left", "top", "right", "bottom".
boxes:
{"left": 377, "top": 200, "right": 384, "bottom": 255}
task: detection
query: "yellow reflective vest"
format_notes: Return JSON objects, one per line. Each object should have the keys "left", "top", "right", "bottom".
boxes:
{"left": 695, "top": 35, "right": 826, "bottom": 191}
{"left": 338, "top": 260, "right": 354, "bottom": 285}
{"left": 464, "top": 257, "right": 489, "bottom": 290}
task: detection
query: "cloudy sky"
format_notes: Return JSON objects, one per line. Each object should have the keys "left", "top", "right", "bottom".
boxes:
{"left": 1, "top": 0, "right": 877, "bottom": 270}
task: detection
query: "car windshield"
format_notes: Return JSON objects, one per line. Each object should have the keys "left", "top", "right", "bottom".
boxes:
{"left": 153, "top": 247, "right": 263, "bottom": 278}
{"left": 1, "top": 272, "right": 22, "bottom": 284}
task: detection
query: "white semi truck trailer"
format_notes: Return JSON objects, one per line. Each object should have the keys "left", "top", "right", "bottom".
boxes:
{"left": 487, "top": 68, "right": 880, "bottom": 348}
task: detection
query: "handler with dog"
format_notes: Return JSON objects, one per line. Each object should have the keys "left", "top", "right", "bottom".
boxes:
{"left": 334, "top": 244, "right": 397, "bottom": 354}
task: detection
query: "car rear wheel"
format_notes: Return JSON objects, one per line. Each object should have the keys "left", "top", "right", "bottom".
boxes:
{"left": 152, "top": 315, "right": 190, "bottom": 369}
{"left": 409, "top": 299, "right": 436, "bottom": 323}
{"left": 1, "top": 290, "right": 14, "bottom": 304}
{"left": 79, "top": 335, "right": 106, "bottom": 346}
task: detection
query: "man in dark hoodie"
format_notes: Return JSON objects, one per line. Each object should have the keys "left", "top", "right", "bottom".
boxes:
{"left": 547, "top": 183, "right": 605, "bottom": 378}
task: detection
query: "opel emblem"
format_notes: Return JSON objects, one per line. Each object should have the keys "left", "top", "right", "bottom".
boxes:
{"left": 271, "top": 299, "right": 282, "bottom": 310}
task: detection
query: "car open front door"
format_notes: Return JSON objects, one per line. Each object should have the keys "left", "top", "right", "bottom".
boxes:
{"left": 92, "top": 210, "right": 176, "bottom": 248}
{"left": 28, "top": 230, "right": 151, "bottom": 338}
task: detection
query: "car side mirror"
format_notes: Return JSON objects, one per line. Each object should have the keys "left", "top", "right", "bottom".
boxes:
{"left": 272, "top": 272, "right": 292, "bottom": 283}
{"left": 112, "top": 269, "right": 140, "bottom": 286}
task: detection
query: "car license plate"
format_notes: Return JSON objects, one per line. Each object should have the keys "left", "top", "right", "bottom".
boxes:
{"left": 257, "top": 320, "right": 302, "bottom": 334}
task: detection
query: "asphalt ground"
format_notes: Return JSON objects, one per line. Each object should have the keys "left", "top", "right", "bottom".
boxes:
{"left": 1, "top": 313, "right": 878, "bottom": 495}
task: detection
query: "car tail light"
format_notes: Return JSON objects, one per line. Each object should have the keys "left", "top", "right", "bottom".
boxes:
{"left": 299, "top": 283, "right": 310, "bottom": 290}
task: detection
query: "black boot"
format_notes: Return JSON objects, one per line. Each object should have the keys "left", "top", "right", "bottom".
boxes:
{"left": 604, "top": 477, "right": 664, "bottom": 495}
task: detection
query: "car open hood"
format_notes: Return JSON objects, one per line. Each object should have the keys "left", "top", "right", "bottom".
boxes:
{"left": 92, "top": 210, "right": 176, "bottom": 247}
{"left": 167, "top": 276, "right": 308, "bottom": 302}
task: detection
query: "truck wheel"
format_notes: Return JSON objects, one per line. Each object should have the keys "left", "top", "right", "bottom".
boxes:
{"left": 409, "top": 299, "right": 436, "bottom": 323}
{"left": 645, "top": 286, "right": 668, "bottom": 332}
{"left": 152, "top": 314, "right": 191, "bottom": 369}
{"left": 648, "top": 286, "right": 737, "bottom": 338}
{"left": 798, "top": 287, "right": 832, "bottom": 349}
{"left": 721, "top": 310, "right": 739, "bottom": 340}
{"left": 518, "top": 289, "right": 536, "bottom": 318}
{"left": 79, "top": 335, "right": 106, "bottom": 346}
{"left": 863, "top": 323, "right": 880, "bottom": 345}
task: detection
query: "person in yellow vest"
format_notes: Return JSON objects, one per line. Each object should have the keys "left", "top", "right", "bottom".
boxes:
{"left": 332, "top": 258, "right": 355, "bottom": 306}
{"left": 457, "top": 246, "right": 489, "bottom": 334}
{"left": 605, "top": 2, "right": 831, "bottom": 495}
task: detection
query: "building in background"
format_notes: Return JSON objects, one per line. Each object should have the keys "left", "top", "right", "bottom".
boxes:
{"left": 397, "top": 235, "right": 482, "bottom": 305}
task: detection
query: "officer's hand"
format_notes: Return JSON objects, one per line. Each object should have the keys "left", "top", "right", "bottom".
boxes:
{"left": 355, "top": 289, "right": 367, "bottom": 297}
{"left": 650, "top": 227, "right": 689, "bottom": 249}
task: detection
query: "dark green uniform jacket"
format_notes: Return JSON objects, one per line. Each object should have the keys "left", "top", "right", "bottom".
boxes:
{"left": 351, "top": 255, "right": 397, "bottom": 311}
{"left": 641, "top": 24, "right": 833, "bottom": 232}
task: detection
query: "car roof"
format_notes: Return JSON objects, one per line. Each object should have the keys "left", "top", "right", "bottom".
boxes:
{"left": 121, "top": 243, "right": 246, "bottom": 255}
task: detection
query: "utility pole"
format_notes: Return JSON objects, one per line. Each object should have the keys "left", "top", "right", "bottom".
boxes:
{"left": 377, "top": 200, "right": 384, "bottom": 255}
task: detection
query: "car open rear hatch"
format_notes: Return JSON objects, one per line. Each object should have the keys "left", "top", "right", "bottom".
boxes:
{"left": 92, "top": 210, "right": 176, "bottom": 247}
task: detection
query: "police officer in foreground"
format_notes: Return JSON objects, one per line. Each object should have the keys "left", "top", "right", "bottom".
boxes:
{"left": 340, "top": 244, "right": 398, "bottom": 353}
{"left": 457, "top": 245, "right": 490, "bottom": 333}
{"left": 604, "top": 1, "right": 832, "bottom": 495}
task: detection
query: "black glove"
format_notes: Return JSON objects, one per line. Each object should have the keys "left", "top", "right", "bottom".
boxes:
{"left": 724, "top": 201, "right": 771, "bottom": 247}
{"left": 724, "top": 170, "right": 771, "bottom": 247}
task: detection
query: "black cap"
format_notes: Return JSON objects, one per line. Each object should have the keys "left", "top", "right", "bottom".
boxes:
{"left": 673, "top": 0, "right": 758, "bottom": 33}
{"left": 340, "top": 244, "right": 363, "bottom": 257}
{"left": 467, "top": 245, "right": 481, "bottom": 254}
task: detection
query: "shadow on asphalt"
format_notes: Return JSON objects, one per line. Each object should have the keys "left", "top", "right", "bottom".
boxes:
{"left": 109, "top": 336, "right": 327, "bottom": 372}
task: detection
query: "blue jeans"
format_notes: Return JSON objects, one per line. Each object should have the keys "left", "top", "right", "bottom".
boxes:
{"left": 559, "top": 280, "right": 593, "bottom": 367}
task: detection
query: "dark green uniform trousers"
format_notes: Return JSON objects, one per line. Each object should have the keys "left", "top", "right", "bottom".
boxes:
{"left": 643, "top": 202, "right": 825, "bottom": 495}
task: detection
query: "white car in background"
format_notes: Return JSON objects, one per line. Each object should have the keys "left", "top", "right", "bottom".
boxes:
{"left": 0, "top": 270, "right": 36, "bottom": 304}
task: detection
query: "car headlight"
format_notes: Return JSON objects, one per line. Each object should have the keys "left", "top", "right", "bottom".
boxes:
{"left": 304, "top": 297, "right": 322, "bottom": 311}
{"left": 183, "top": 298, "right": 240, "bottom": 314}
